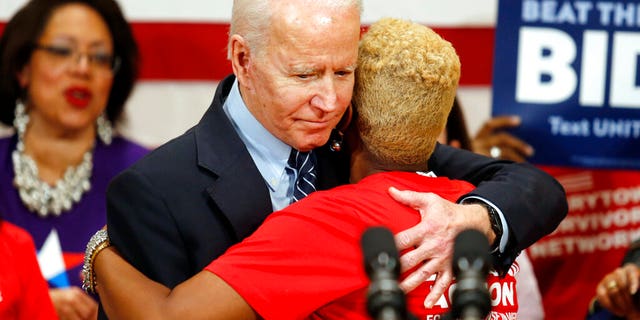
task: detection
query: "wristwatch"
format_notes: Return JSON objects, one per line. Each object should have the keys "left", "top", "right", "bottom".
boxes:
{"left": 463, "top": 199, "right": 503, "bottom": 251}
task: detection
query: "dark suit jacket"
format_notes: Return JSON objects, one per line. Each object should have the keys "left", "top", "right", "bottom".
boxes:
{"left": 104, "top": 74, "right": 566, "bottom": 307}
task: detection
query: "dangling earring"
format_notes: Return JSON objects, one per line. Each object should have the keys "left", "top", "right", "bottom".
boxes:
{"left": 96, "top": 113, "right": 113, "bottom": 145}
{"left": 329, "top": 129, "right": 343, "bottom": 152}
{"left": 13, "top": 101, "right": 29, "bottom": 140}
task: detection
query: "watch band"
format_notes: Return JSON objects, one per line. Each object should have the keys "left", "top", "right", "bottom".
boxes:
{"left": 462, "top": 199, "right": 503, "bottom": 251}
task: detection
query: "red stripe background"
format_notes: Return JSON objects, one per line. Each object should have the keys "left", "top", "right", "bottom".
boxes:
{"left": 0, "top": 22, "right": 495, "bottom": 85}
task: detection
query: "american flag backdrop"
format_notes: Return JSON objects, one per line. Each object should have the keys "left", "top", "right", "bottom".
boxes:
{"left": 0, "top": 0, "right": 498, "bottom": 147}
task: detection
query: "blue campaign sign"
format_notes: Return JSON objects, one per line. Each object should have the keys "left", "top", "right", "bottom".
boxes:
{"left": 492, "top": 0, "right": 640, "bottom": 169}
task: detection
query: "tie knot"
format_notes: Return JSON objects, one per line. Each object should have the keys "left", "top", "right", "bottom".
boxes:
{"left": 288, "top": 149, "right": 317, "bottom": 202}
{"left": 288, "top": 149, "right": 312, "bottom": 170}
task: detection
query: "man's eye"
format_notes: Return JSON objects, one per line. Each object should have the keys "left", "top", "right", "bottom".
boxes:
{"left": 297, "top": 74, "right": 311, "bottom": 79}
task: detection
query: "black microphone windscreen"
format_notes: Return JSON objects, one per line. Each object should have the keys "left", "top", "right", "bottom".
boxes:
{"left": 453, "top": 229, "right": 491, "bottom": 274}
{"left": 361, "top": 227, "right": 400, "bottom": 278}
{"left": 451, "top": 229, "right": 492, "bottom": 319}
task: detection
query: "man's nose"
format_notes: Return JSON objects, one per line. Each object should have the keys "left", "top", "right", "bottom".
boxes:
{"left": 311, "top": 76, "right": 339, "bottom": 111}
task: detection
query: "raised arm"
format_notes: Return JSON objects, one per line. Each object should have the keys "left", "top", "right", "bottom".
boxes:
{"left": 471, "top": 115, "right": 534, "bottom": 162}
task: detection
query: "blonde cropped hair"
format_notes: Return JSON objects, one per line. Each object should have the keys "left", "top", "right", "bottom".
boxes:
{"left": 353, "top": 18, "right": 461, "bottom": 170}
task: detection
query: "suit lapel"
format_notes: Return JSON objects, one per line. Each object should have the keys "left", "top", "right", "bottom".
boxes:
{"left": 194, "top": 75, "right": 273, "bottom": 241}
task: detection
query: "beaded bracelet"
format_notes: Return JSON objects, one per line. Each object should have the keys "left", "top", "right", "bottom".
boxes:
{"left": 82, "top": 229, "right": 110, "bottom": 294}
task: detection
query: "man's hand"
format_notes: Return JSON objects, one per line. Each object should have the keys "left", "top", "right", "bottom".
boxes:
{"left": 49, "top": 287, "right": 98, "bottom": 320}
{"left": 389, "top": 187, "right": 493, "bottom": 308}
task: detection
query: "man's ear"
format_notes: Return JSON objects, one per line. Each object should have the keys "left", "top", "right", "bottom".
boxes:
{"left": 229, "top": 34, "right": 251, "bottom": 87}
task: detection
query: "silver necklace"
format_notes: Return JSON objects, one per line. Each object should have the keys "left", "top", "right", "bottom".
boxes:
{"left": 11, "top": 102, "right": 93, "bottom": 217}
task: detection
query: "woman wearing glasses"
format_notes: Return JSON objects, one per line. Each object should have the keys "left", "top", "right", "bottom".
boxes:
{"left": 0, "top": 0, "right": 147, "bottom": 318}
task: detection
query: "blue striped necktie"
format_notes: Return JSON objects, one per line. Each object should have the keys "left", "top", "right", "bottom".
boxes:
{"left": 288, "top": 149, "right": 317, "bottom": 202}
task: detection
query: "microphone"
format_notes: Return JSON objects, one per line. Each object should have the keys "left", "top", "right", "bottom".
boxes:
{"left": 361, "top": 227, "right": 409, "bottom": 320}
{"left": 450, "top": 229, "right": 492, "bottom": 320}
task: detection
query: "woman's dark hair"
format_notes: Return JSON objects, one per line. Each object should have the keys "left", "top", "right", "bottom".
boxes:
{"left": 444, "top": 97, "right": 472, "bottom": 151}
{"left": 0, "top": 0, "right": 139, "bottom": 126}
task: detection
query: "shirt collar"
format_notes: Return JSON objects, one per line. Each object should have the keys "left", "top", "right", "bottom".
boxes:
{"left": 222, "top": 79, "right": 291, "bottom": 190}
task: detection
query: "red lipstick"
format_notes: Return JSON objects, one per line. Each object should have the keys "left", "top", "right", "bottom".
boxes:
{"left": 64, "top": 87, "right": 92, "bottom": 109}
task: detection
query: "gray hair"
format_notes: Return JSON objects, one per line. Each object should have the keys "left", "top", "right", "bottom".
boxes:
{"left": 228, "top": 0, "right": 363, "bottom": 59}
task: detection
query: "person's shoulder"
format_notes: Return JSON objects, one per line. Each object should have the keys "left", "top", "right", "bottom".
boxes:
{"left": 110, "top": 136, "right": 149, "bottom": 153}
{"left": 0, "top": 134, "right": 15, "bottom": 155}
{"left": 101, "top": 136, "right": 149, "bottom": 160}
{"left": 119, "top": 129, "right": 198, "bottom": 177}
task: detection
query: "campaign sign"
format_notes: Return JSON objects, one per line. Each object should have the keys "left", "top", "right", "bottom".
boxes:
{"left": 492, "top": 0, "right": 640, "bottom": 169}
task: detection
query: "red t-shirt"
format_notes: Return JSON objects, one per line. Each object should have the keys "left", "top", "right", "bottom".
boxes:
{"left": 0, "top": 221, "right": 57, "bottom": 319}
{"left": 207, "top": 172, "right": 519, "bottom": 319}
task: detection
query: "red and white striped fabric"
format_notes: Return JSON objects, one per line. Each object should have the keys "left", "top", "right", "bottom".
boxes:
{"left": 0, "top": 0, "right": 497, "bottom": 146}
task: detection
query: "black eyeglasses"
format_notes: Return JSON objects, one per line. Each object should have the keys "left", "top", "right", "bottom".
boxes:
{"left": 33, "top": 43, "right": 120, "bottom": 75}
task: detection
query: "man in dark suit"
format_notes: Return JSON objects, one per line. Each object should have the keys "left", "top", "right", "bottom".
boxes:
{"left": 104, "top": 0, "right": 567, "bottom": 313}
